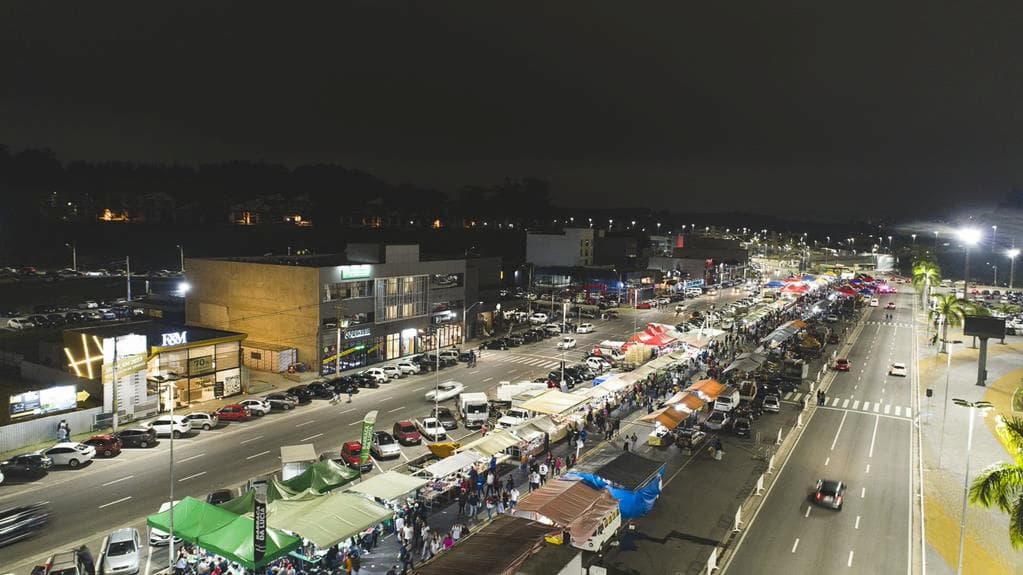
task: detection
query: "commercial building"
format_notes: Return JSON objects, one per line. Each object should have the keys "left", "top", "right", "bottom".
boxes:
{"left": 647, "top": 235, "right": 749, "bottom": 286}
{"left": 62, "top": 322, "right": 247, "bottom": 418}
{"left": 526, "top": 228, "right": 594, "bottom": 267}
{"left": 184, "top": 244, "right": 500, "bottom": 377}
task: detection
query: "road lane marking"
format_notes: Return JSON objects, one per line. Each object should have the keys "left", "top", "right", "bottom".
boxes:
{"left": 469, "top": 370, "right": 480, "bottom": 375}
{"left": 349, "top": 421, "right": 361, "bottom": 426}
{"left": 508, "top": 369, "right": 518, "bottom": 374}
{"left": 873, "top": 403, "right": 880, "bottom": 413}
{"left": 852, "top": 400, "right": 860, "bottom": 410}
{"left": 178, "top": 453, "right": 205, "bottom": 463}
{"left": 791, "top": 538, "right": 800, "bottom": 553}
{"left": 99, "top": 496, "right": 132, "bottom": 509}
{"left": 855, "top": 515, "right": 861, "bottom": 529}
{"left": 411, "top": 386, "right": 426, "bottom": 391}
{"left": 869, "top": 415, "right": 880, "bottom": 457}
{"left": 862, "top": 401, "right": 870, "bottom": 411}
{"left": 905, "top": 407, "right": 911, "bottom": 418}
{"left": 884, "top": 404, "right": 892, "bottom": 415}
{"left": 831, "top": 398, "right": 840, "bottom": 407}
{"left": 388, "top": 406, "right": 405, "bottom": 413}
{"left": 382, "top": 396, "right": 394, "bottom": 402}
{"left": 861, "top": 487, "right": 866, "bottom": 498}
{"left": 341, "top": 408, "right": 357, "bottom": 414}
{"left": 301, "top": 433, "right": 324, "bottom": 442}
{"left": 830, "top": 410, "right": 848, "bottom": 451}
{"left": 240, "top": 435, "right": 263, "bottom": 445}
{"left": 895, "top": 406, "right": 902, "bottom": 417}
{"left": 825, "top": 457, "right": 830, "bottom": 466}
{"left": 866, "top": 464, "right": 871, "bottom": 474}
{"left": 842, "top": 399, "right": 850, "bottom": 409}
{"left": 296, "top": 420, "right": 316, "bottom": 427}
{"left": 102, "top": 475, "right": 134, "bottom": 487}
{"left": 178, "top": 471, "right": 207, "bottom": 482}
{"left": 804, "top": 506, "right": 811, "bottom": 518}
{"left": 848, "top": 550, "right": 854, "bottom": 566}
{"left": 483, "top": 377, "right": 494, "bottom": 382}
{"left": 246, "top": 450, "right": 271, "bottom": 460}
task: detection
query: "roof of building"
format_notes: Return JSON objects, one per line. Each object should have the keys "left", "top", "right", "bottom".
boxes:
{"left": 198, "top": 254, "right": 354, "bottom": 267}
{"left": 64, "top": 321, "right": 244, "bottom": 346}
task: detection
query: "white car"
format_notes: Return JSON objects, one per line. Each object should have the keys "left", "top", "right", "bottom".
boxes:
{"left": 149, "top": 501, "right": 181, "bottom": 545}
{"left": 889, "top": 362, "right": 908, "bottom": 377}
{"left": 239, "top": 399, "right": 271, "bottom": 416}
{"left": 381, "top": 365, "right": 405, "bottom": 379}
{"left": 869, "top": 298, "right": 879, "bottom": 307}
{"left": 360, "top": 368, "right": 390, "bottom": 384}
{"left": 415, "top": 418, "right": 448, "bottom": 441}
{"left": 103, "top": 527, "right": 143, "bottom": 575}
{"left": 41, "top": 442, "right": 95, "bottom": 468}
{"left": 393, "top": 360, "right": 420, "bottom": 375}
{"left": 6, "top": 317, "right": 34, "bottom": 330}
{"left": 146, "top": 415, "right": 192, "bottom": 438}
{"left": 576, "top": 323, "right": 595, "bottom": 334}
{"left": 703, "top": 410, "right": 731, "bottom": 431}
{"left": 184, "top": 411, "right": 220, "bottom": 430}
{"left": 586, "top": 357, "right": 611, "bottom": 373}
{"left": 762, "top": 395, "right": 780, "bottom": 413}
{"left": 557, "top": 337, "right": 577, "bottom": 350}
{"left": 529, "top": 312, "right": 549, "bottom": 325}
{"left": 425, "top": 381, "right": 465, "bottom": 402}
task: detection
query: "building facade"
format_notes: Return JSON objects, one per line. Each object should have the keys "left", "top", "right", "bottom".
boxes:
{"left": 526, "top": 228, "right": 594, "bottom": 267}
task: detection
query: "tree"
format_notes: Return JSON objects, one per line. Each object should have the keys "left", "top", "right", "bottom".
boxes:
{"left": 969, "top": 416, "right": 1023, "bottom": 549}
{"left": 912, "top": 259, "right": 941, "bottom": 307}
{"left": 929, "top": 294, "right": 976, "bottom": 352}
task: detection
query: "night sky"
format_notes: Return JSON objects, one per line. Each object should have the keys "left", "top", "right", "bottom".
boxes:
{"left": 2, "top": 1, "right": 1020, "bottom": 217}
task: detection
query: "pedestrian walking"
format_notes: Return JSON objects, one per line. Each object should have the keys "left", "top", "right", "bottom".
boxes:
{"left": 538, "top": 462, "right": 548, "bottom": 485}
{"left": 529, "top": 470, "right": 540, "bottom": 492}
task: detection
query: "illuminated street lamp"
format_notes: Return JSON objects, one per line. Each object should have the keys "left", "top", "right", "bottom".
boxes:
{"left": 957, "top": 227, "right": 982, "bottom": 294}
{"left": 911, "top": 233, "right": 917, "bottom": 245}
{"left": 991, "top": 225, "right": 997, "bottom": 250}
{"left": 1007, "top": 248, "right": 1020, "bottom": 290}
{"left": 952, "top": 398, "right": 993, "bottom": 575}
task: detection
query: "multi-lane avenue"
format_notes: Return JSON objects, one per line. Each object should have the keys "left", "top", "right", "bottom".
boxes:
{"left": 726, "top": 289, "right": 918, "bottom": 573}
{"left": 0, "top": 290, "right": 744, "bottom": 574}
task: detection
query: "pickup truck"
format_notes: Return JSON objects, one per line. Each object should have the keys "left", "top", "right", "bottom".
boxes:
{"left": 496, "top": 407, "right": 534, "bottom": 428}
{"left": 415, "top": 418, "right": 448, "bottom": 441}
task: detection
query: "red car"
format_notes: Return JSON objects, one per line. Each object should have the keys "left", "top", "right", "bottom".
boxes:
{"left": 635, "top": 302, "right": 652, "bottom": 309}
{"left": 834, "top": 358, "right": 851, "bottom": 372}
{"left": 340, "top": 441, "right": 373, "bottom": 472}
{"left": 83, "top": 434, "right": 123, "bottom": 458}
{"left": 392, "top": 420, "right": 422, "bottom": 445}
{"left": 216, "top": 404, "right": 251, "bottom": 422}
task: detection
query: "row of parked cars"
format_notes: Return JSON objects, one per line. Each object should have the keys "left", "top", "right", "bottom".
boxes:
{"left": 3, "top": 300, "right": 143, "bottom": 330}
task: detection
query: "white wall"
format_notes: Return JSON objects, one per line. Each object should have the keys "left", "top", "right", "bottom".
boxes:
{"left": 526, "top": 229, "right": 594, "bottom": 267}
{"left": 1, "top": 407, "right": 104, "bottom": 454}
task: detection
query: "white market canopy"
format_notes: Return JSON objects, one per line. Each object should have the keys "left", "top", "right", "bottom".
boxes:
{"left": 519, "top": 390, "right": 591, "bottom": 415}
{"left": 414, "top": 449, "right": 483, "bottom": 479}
{"left": 280, "top": 444, "right": 317, "bottom": 464}
{"left": 456, "top": 430, "right": 524, "bottom": 457}
{"left": 346, "top": 470, "right": 429, "bottom": 502}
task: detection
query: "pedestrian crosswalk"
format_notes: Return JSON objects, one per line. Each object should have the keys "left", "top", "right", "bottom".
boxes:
{"left": 487, "top": 352, "right": 562, "bottom": 370}
{"left": 782, "top": 391, "right": 912, "bottom": 419}
{"left": 864, "top": 321, "right": 912, "bottom": 328}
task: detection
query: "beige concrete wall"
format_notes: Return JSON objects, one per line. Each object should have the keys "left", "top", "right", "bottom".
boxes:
{"left": 185, "top": 259, "right": 320, "bottom": 365}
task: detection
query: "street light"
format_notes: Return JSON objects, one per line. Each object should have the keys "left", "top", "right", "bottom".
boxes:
{"left": 462, "top": 300, "right": 483, "bottom": 342}
{"left": 952, "top": 398, "right": 993, "bottom": 575}
{"left": 65, "top": 242, "right": 77, "bottom": 271}
{"left": 939, "top": 338, "right": 963, "bottom": 466}
{"left": 176, "top": 244, "right": 185, "bottom": 272}
{"left": 1007, "top": 248, "right": 1020, "bottom": 290}
{"left": 991, "top": 225, "right": 997, "bottom": 250}
{"left": 957, "top": 227, "right": 982, "bottom": 295}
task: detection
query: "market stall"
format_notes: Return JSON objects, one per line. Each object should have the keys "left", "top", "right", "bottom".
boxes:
{"left": 345, "top": 470, "right": 429, "bottom": 503}
{"left": 263, "top": 492, "right": 393, "bottom": 549}
{"left": 454, "top": 429, "right": 523, "bottom": 459}
{"left": 513, "top": 478, "right": 621, "bottom": 552}
{"left": 413, "top": 449, "right": 484, "bottom": 507}
{"left": 685, "top": 378, "right": 726, "bottom": 401}
{"left": 518, "top": 389, "right": 592, "bottom": 416}
{"left": 567, "top": 451, "right": 666, "bottom": 519}
{"left": 413, "top": 515, "right": 558, "bottom": 575}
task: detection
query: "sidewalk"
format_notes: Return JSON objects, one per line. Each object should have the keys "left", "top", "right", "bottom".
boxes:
{"left": 916, "top": 313, "right": 1023, "bottom": 574}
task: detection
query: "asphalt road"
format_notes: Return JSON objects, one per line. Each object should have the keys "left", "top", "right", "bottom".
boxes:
{"left": 0, "top": 289, "right": 747, "bottom": 573}
{"left": 725, "top": 290, "right": 917, "bottom": 574}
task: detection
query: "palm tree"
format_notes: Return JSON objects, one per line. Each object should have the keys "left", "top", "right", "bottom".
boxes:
{"left": 929, "top": 294, "right": 974, "bottom": 352}
{"left": 912, "top": 260, "right": 941, "bottom": 307}
{"left": 969, "top": 416, "right": 1023, "bottom": 549}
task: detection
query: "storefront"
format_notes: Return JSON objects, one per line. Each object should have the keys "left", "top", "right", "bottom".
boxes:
{"left": 63, "top": 322, "right": 247, "bottom": 418}
{"left": 319, "top": 323, "right": 462, "bottom": 375}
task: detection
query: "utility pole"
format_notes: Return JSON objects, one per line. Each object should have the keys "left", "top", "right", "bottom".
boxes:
{"left": 177, "top": 244, "right": 185, "bottom": 273}
{"left": 126, "top": 256, "right": 132, "bottom": 302}
{"left": 334, "top": 301, "right": 345, "bottom": 377}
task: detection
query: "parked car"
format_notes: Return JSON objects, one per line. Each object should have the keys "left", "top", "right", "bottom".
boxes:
{"left": 102, "top": 527, "right": 143, "bottom": 575}
{"left": 834, "top": 358, "right": 851, "bottom": 371}
{"left": 149, "top": 501, "right": 181, "bottom": 545}
{"left": 351, "top": 373, "right": 381, "bottom": 388}
{"left": 762, "top": 395, "right": 781, "bottom": 413}
{"left": 215, "top": 404, "right": 250, "bottom": 422}
{"left": 635, "top": 301, "right": 652, "bottom": 309}
{"left": 869, "top": 298, "right": 879, "bottom": 307}
{"left": 306, "top": 381, "right": 337, "bottom": 399}
{"left": 733, "top": 417, "right": 752, "bottom": 438}
{"left": 825, "top": 314, "right": 839, "bottom": 323}
{"left": 83, "top": 434, "right": 123, "bottom": 458}
{"left": 703, "top": 410, "right": 731, "bottom": 431}
{"left": 146, "top": 415, "right": 192, "bottom": 438}
{"left": 392, "top": 420, "right": 422, "bottom": 445}
{"left": 889, "top": 362, "right": 908, "bottom": 377}
{"left": 811, "top": 479, "right": 846, "bottom": 510}
{"left": 585, "top": 357, "right": 610, "bottom": 373}
{"left": 381, "top": 365, "right": 405, "bottom": 379}
{"left": 0, "top": 453, "right": 52, "bottom": 480}
{"left": 264, "top": 393, "right": 299, "bottom": 410}
{"left": 6, "top": 317, "right": 35, "bottom": 330}
{"left": 359, "top": 368, "right": 390, "bottom": 384}
{"left": 415, "top": 418, "right": 448, "bottom": 441}
{"left": 0, "top": 502, "right": 50, "bottom": 547}
{"left": 184, "top": 411, "right": 220, "bottom": 430}
{"left": 41, "top": 443, "right": 95, "bottom": 469}
{"left": 393, "top": 360, "right": 421, "bottom": 375}
{"left": 430, "top": 406, "right": 459, "bottom": 430}
{"left": 425, "top": 381, "right": 466, "bottom": 402}
{"left": 576, "top": 323, "right": 595, "bottom": 334}
{"left": 371, "top": 431, "right": 402, "bottom": 460}
{"left": 338, "top": 441, "right": 374, "bottom": 472}
{"left": 529, "top": 312, "right": 549, "bottom": 324}
{"left": 286, "top": 386, "right": 314, "bottom": 403}
{"left": 206, "top": 489, "right": 234, "bottom": 505}
{"left": 114, "top": 428, "right": 157, "bottom": 448}
{"left": 481, "top": 339, "right": 508, "bottom": 350}
{"left": 45, "top": 548, "right": 88, "bottom": 575}
{"left": 557, "top": 337, "right": 577, "bottom": 350}
{"left": 239, "top": 399, "right": 270, "bottom": 415}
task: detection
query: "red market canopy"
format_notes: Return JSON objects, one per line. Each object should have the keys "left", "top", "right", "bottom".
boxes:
{"left": 780, "top": 283, "right": 808, "bottom": 294}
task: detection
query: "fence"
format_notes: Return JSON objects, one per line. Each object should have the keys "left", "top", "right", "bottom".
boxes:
{"left": 0, "top": 407, "right": 104, "bottom": 454}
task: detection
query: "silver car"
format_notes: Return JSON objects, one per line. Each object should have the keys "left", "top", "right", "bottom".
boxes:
{"left": 370, "top": 431, "right": 402, "bottom": 459}
{"left": 103, "top": 527, "right": 143, "bottom": 574}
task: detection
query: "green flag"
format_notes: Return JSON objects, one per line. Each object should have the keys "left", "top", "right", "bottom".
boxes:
{"left": 360, "top": 410, "right": 377, "bottom": 465}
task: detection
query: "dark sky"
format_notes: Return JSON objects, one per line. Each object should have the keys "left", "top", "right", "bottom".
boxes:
{"left": 2, "top": 1, "right": 1021, "bottom": 217}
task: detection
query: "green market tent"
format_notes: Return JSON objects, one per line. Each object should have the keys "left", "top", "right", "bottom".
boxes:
{"left": 280, "top": 458, "right": 360, "bottom": 494}
{"left": 264, "top": 492, "right": 393, "bottom": 548}
{"left": 196, "top": 515, "right": 302, "bottom": 569}
{"left": 146, "top": 497, "right": 241, "bottom": 543}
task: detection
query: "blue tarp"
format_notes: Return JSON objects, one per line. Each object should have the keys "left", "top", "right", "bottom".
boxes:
{"left": 858, "top": 288, "right": 873, "bottom": 295}
{"left": 801, "top": 274, "right": 816, "bottom": 281}
{"left": 765, "top": 280, "right": 784, "bottom": 288}
{"left": 592, "top": 374, "right": 615, "bottom": 387}
{"left": 566, "top": 468, "right": 666, "bottom": 519}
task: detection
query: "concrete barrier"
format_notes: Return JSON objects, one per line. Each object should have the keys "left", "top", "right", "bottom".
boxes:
{"left": 755, "top": 474, "right": 765, "bottom": 495}
{"left": 706, "top": 547, "right": 720, "bottom": 573}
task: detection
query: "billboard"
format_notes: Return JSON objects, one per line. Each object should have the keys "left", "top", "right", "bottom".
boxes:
{"left": 9, "top": 385, "right": 77, "bottom": 419}
{"left": 963, "top": 316, "right": 1006, "bottom": 339}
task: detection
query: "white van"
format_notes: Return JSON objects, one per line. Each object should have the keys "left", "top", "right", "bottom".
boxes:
{"left": 592, "top": 341, "right": 626, "bottom": 364}
{"left": 713, "top": 387, "right": 741, "bottom": 413}
{"left": 685, "top": 287, "right": 702, "bottom": 297}
{"left": 529, "top": 312, "right": 549, "bottom": 325}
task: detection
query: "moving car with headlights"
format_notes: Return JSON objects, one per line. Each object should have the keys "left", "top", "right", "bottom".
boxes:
{"left": 41, "top": 443, "right": 95, "bottom": 469}
{"left": 557, "top": 336, "right": 577, "bottom": 350}
{"left": 834, "top": 358, "right": 850, "bottom": 371}
{"left": 84, "top": 434, "right": 122, "bottom": 458}
{"left": 576, "top": 323, "right": 595, "bottom": 334}
{"left": 184, "top": 411, "right": 219, "bottom": 430}
{"left": 371, "top": 431, "right": 402, "bottom": 460}
{"left": 415, "top": 418, "right": 448, "bottom": 441}
{"left": 811, "top": 479, "right": 846, "bottom": 510}
{"left": 425, "top": 381, "right": 465, "bottom": 402}
{"left": 239, "top": 398, "right": 271, "bottom": 416}
{"left": 102, "top": 527, "right": 143, "bottom": 575}
{"left": 889, "top": 362, "right": 908, "bottom": 377}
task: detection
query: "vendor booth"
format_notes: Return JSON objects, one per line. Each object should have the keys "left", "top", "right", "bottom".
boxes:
{"left": 413, "top": 449, "right": 484, "bottom": 508}
{"left": 686, "top": 378, "right": 726, "bottom": 401}
{"left": 345, "top": 470, "right": 429, "bottom": 503}
{"left": 514, "top": 478, "right": 621, "bottom": 552}
{"left": 413, "top": 515, "right": 557, "bottom": 575}
{"left": 567, "top": 451, "right": 666, "bottom": 519}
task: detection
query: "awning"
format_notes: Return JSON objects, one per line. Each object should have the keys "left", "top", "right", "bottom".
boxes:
{"left": 146, "top": 497, "right": 239, "bottom": 543}
{"left": 415, "top": 449, "right": 483, "bottom": 479}
{"left": 569, "top": 451, "right": 664, "bottom": 492}
{"left": 723, "top": 351, "right": 769, "bottom": 374}
{"left": 278, "top": 458, "right": 360, "bottom": 494}
{"left": 760, "top": 321, "right": 803, "bottom": 346}
{"left": 664, "top": 392, "right": 705, "bottom": 413}
{"left": 514, "top": 479, "right": 620, "bottom": 542}
{"left": 192, "top": 515, "right": 302, "bottom": 569}
{"left": 686, "top": 379, "right": 726, "bottom": 401}
{"left": 519, "top": 390, "right": 590, "bottom": 415}
{"left": 345, "top": 470, "right": 429, "bottom": 502}
{"left": 264, "top": 492, "right": 393, "bottom": 549}
{"left": 456, "top": 430, "right": 523, "bottom": 457}
{"left": 640, "top": 405, "right": 687, "bottom": 429}
{"left": 280, "top": 444, "right": 317, "bottom": 464}
{"left": 412, "top": 515, "right": 556, "bottom": 575}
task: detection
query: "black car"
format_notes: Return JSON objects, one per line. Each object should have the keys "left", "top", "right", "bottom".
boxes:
{"left": 481, "top": 339, "right": 507, "bottom": 350}
{"left": 411, "top": 355, "right": 437, "bottom": 371}
{"left": 206, "top": 489, "right": 234, "bottom": 505}
{"left": 0, "top": 453, "right": 53, "bottom": 480}
{"left": 506, "top": 335, "right": 523, "bottom": 347}
{"left": 45, "top": 314, "right": 67, "bottom": 327}
{"left": 287, "top": 386, "right": 314, "bottom": 403}
{"left": 520, "top": 331, "right": 542, "bottom": 343}
{"left": 351, "top": 372, "right": 381, "bottom": 388}
{"left": 425, "top": 354, "right": 456, "bottom": 368}
{"left": 114, "top": 427, "right": 158, "bottom": 448}
{"left": 27, "top": 314, "right": 55, "bottom": 328}
{"left": 812, "top": 479, "right": 846, "bottom": 510}
{"left": 430, "top": 406, "right": 459, "bottom": 430}
{"left": 733, "top": 417, "right": 752, "bottom": 438}
{"left": 0, "top": 502, "right": 50, "bottom": 547}
{"left": 265, "top": 393, "right": 300, "bottom": 410}
{"left": 64, "top": 311, "right": 85, "bottom": 324}
{"left": 330, "top": 376, "right": 360, "bottom": 395}
{"left": 305, "top": 382, "right": 336, "bottom": 399}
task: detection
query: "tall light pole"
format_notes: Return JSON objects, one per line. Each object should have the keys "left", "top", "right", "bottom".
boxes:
{"left": 952, "top": 398, "right": 993, "bottom": 575}
{"left": 462, "top": 300, "right": 482, "bottom": 343}
{"left": 1007, "top": 249, "right": 1020, "bottom": 290}
{"left": 938, "top": 338, "right": 963, "bottom": 466}
{"left": 176, "top": 244, "right": 185, "bottom": 272}
{"left": 958, "top": 227, "right": 981, "bottom": 295}
{"left": 991, "top": 225, "right": 998, "bottom": 251}
{"left": 911, "top": 233, "right": 917, "bottom": 245}
{"left": 66, "top": 242, "right": 77, "bottom": 271}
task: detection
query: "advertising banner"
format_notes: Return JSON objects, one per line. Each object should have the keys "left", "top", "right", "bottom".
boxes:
{"left": 360, "top": 410, "right": 378, "bottom": 465}
{"left": 253, "top": 481, "right": 268, "bottom": 562}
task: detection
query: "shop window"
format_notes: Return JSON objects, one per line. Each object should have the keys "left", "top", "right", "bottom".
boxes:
{"left": 216, "top": 341, "right": 240, "bottom": 370}
{"left": 161, "top": 350, "right": 188, "bottom": 376}
{"left": 386, "top": 333, "right": 400, "bottom": 360}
